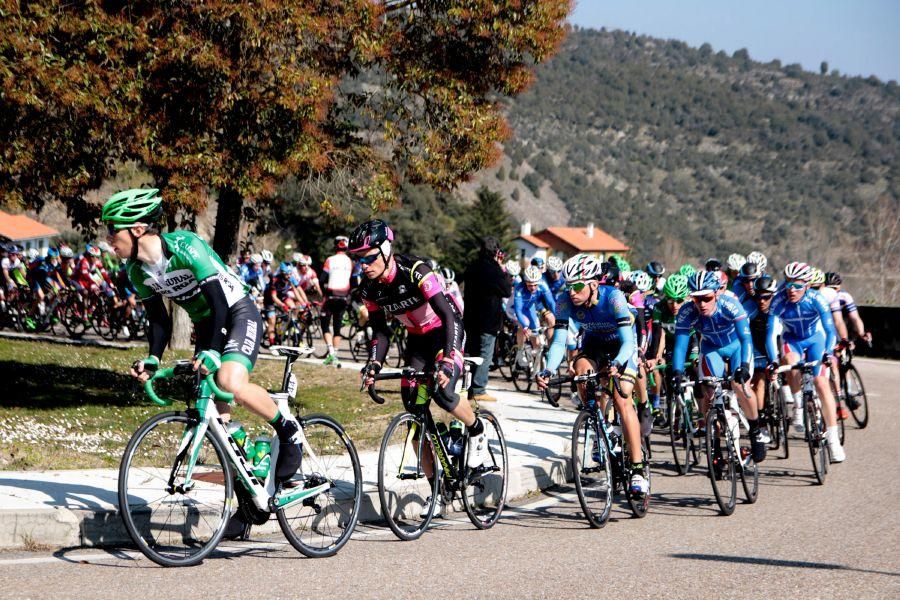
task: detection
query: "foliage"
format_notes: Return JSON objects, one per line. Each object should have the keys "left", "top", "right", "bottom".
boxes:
{"left": 450, "top": 186, "right": 517, "bottom": 271}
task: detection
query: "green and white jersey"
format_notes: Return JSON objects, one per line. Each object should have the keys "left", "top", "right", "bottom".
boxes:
{"left": 128, "top": 231, "right": 249, "bottom": 322}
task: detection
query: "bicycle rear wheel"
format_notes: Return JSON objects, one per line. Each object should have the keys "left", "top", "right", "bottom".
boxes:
{"left": 118, "top": 412, "right": 232, "bottom": 567}
{"left": 705, "top": 410, "right": 737, "bottom": 516}
{"left": 805, "top": 394, "right": 828, "bottom": 485}
{"left": 570, "top": 411, "right": 613, "bottom": 527}
{"left": 462, "top": 410, "right": 508, "bottom": 529}
{"left": 844, "top": 365, "right": 869, "bottom": 429}
{"left": 277, "top": 415, "right": 362, "bottom": 558}
{"left": 377, "top": 412, "right": 439, "bottom": 541}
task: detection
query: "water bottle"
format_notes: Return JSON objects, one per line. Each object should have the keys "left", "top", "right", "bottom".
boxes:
{"left": 448, "top": 420, "right": 465, "bottom": 457}
{"left": 226, "top": 421, "right": 247, "bottom": 454}
{"left": 610, "top": 425, "right": 623, "bottom": 454}
{"left": 251, "top": 436, "right": 272, "bottom": 478}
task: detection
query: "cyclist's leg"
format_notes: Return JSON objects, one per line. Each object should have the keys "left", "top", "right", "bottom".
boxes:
{"left": 803, "top": 334, "right": 837, "bottom": 428}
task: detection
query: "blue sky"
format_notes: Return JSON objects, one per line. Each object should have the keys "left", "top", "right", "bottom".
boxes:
{"left": 570, "top": 1, "right": 900, "bottom": 82}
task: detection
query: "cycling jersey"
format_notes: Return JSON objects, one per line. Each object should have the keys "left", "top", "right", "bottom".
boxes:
{"left": 672, "top": 294, "right": 752, "bottom": 374}
{"left": 766, "top": 287, "right": 836, "bottom": 363}
{"left": 649, "top": 299, "right": 678, "bottom": 357}
{"left": 730, "top": 277, "right": 755, "bottom": 303}
{"left": 322, "top": 253, "right": 353, "bottom": 296}
{"left": 513, "top": 281, "right": 556, "bottom": 330}
{"left": 127, "top": 231, "right": 249, "bottom": 322}
{"left": 545, "top": 286, "right": 636, "bottom": 372}
{"left": 544, "top": 272, "right": 565, "bottom": 296}
{"left": 294, "top": 267, "right": 319, "bottom": 292}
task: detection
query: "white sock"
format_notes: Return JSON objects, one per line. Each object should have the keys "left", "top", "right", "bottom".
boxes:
{"left": 826, "top": 425, "right": 840, "bottom": 444}
{"left": 327, "top": 344, "right": 335, "bottom": 354}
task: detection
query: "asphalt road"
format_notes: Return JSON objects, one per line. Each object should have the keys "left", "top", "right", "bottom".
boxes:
{"left": 1, "top": 359, "right": 897, "bottom": 599}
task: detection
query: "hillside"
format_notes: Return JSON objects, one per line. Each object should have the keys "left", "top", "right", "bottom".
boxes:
{"left": 463, "top": 27, "right": 898, "bottom": 299}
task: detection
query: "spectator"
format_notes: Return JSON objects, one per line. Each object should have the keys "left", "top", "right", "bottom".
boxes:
{"left": 463, "top": 237, "right": 512, "bottom": 402}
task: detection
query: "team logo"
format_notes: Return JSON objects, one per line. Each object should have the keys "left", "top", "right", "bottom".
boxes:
{"left": 398, "top": 285, "right": 406, "bottom": 294}
{"left": 422, "top": 279, "right": 433, "bottom": 293}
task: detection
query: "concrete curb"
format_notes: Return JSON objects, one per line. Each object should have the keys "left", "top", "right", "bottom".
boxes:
{"left": 0, "top": 330, "right": 142, "bottom": 350}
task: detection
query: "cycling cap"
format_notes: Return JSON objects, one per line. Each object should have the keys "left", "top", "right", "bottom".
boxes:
{"left": 740, "top": 261, "right": 762, "bottom": 280}
{"left": 726, "top": 253, "right": 746, "bottom": 271}
{"left": 250, "top": 253, "right": 262, "bottom": 265}
{"left": 754, "top": 275, "right": 778, "bottom": 294}
{"left": 824, "top": 272, "right": 842, "bottom": 287}
{"left": 348, "top": 219, "right": 394, "bottom": 254}
{"left": 810, "top": 267, "right": 825, "bottom": 286}
{"left": 783, "top": 261, "right": 813, "bottom": 282}
{"left": 440, "top": 267, "right": 455, "bottom": 283}
{"left": 505, "top": 260, "right": 522, "bottom": 277}
{"left": 688, "top": 271, "right": 722, "bottom": 295}
{"left": 663, "top": 273, "right": 689, "bottom": 300}
{"left": 523, "top": 266, "right": 543, "bottom": 283}
{"left": 102, "top": 188, "right": 163, "bottom": 228}
{"left": 746, "top": 251, "right": 767, "bottom": 272}
{"left": 547, "top": 256, "right": 564, "bottom": 272}
{"left": 562, "top": 253, "right": 603, "bottom": 282}
{"left": 704, "top": 258, "right": 722, "bottom": 272}
{"left": 631, "top": 270, "right": 652, "bottom": 292}
{"left": 260, "top": 249, "right": 274, "bottom": 263}
{"left": 645, "top": 261, "right": 665, "bottom": 277}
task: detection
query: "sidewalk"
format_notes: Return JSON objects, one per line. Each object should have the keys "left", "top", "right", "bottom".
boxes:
{"left": 0, "top": 374, "right": 577, "bottom": 550}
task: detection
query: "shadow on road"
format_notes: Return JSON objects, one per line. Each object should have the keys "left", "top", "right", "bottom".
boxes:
{"left": 671, "top": 553, "right": 900, "bottom": 577}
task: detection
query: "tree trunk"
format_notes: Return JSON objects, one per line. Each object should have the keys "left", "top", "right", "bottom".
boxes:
{"left": 169, "top": 302, "right": 192, "bottom": 351}
{"left": 213, "top": 186, "right": 243, "bottom": 263}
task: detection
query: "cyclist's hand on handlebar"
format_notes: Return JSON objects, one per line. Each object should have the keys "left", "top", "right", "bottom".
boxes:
{"left": 766, "top": 361, "right": 779, "bottom": 381}
{"left": 193, "top": 349, "right": 221, "bottom": 376}
{"left": 672, "top": 370, "right": 683, "bottom": 388}
{"left": 535, "top": 369, "right": 552, "bottom": 390}
{"left": 608, "top": 362, "right": 620, "bottom": 379}
{"left": 360, "top": 361, "right": 381, "bottom": 389}
{"left": 435, "top": 359, "right": 454, "bottom": 388}
{"left": 131, "top": 356, "right": 159, "bottom": 383}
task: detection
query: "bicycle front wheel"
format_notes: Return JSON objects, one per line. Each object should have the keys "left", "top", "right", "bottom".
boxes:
{"left": 462, "top": 409, "right": 509, "bottom": 529}
{"left": 740, "top": 455, "right": 759, "bottom": 504}
{"left": 844, "top": 365, "right": 869, "bottom": 429}
{"left": 277, "top": 415, "right": 362, "bottom": 558}
{"left": 805, "top": 394, "right": 828, "bottom": 485}
{"left": 571, "top": 411, "right": 613, "bottom": 528}
{"left": 706, "top": 410, "right": 737, "bottom": 516}
{"left": 668, "top": 398, "right": 691, "bottom": 475}
{"left": 118, "top": 412, "right": 233, "bottom": 567}
{"left": 377, "top": 412, "right": 439, "bottom": 541}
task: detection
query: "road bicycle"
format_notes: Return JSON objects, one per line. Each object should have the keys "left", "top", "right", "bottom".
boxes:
{"left": 834, "top": 340, "right": 869, "bottom": 429}
{"left": 118, "top": 346, "right": 362, "bottom": 566}
{"left": 667, "top": 372, "right": 700, "bottom": 475}
{"left": 763, "top": 371, "right": 791, "bottom": 459}
{"left": 545, "top": 365, "right": 650, "bottom": 528}
{"left": 511, "top": 326, "right": 549, "bottom": 394}
{"left": 774, "top": 361, "right": 829, "bottom": 485}
{"left": 700, "top": 375, "right": 759, "bottom": 516}
{"left": 368, "top": 358, "right": 508, "bottom": 541}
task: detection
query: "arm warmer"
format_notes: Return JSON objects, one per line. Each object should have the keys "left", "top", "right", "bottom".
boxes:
{"left": 428, "top": 290, "right": 464, "bottom": 363}
{"left": 672, "top": 332, "right": 689, "bottom": 373}
{"left": 144, "top": 295, "right": 171, "bottom": 359}
{"left": 648, "top": 320, "right": 663, "bottom": 358}
{"left": 614, "top": 323, "right": 637, "bottom": 368}
{"left": 736, "top": 316, "right": 753, "bottom": 366}
{"left": 545, "top": 326, "right": 569, "bottom": 373}
{"left": 199, "top": 277, "right": 230, "bottom": 355}
{"left": 367, "top": 308, "right": 391, "bottom": 364}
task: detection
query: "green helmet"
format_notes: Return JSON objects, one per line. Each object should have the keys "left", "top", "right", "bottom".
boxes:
{"left": 663, "top": 273, "right": 689, "bottom": 300}
{"left": 101, "top": 188, "right": 163, "bottom": 228}
{"left": 608, "top": 254, "right": 631, "bottom": 272}
{"left": 678, "top": 263, "right": 696, "bottom": 277}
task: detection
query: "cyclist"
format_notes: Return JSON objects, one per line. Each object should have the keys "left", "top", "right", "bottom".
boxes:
{"left": 530, "top": 256, "right": 546, "bottom": 273}
{"left": 440, "top": 267, "right": 464, "bottom": 310}
{"left": 671, "top": 271, "right": 766, "bottom": 463}
{"left": 320, "top": 236, "right": 353, "bottom": 367}
{"left": 545, "top": 256, "right": 565, "bottom": 296}
{"left": 765, "top": 262, "right": 844, "bottom": 462}
{"left": 646, "top": 274, "right": 694, "bottom": 421}
{"left": 732, "top": 261, "right": 762, "bottom": 304}
{"left": 809, "top": 268, "right": 826, "bottom": 291}
{"left": 743, "top": 275, "right": 780, "bottom": 442}
{"left": 513, "top": 265, "right": 556, "bottom": 368}
{"left": 645, "top": 261, "right": 666, "bottom": 292}
{"left": 536, "top": 254, "right": 648, "bottom": 495}
{"left": 821, "top": 272, "right": 870, "bottom": 414}
{"left": 242, "top": 253, "right": 266, "bottom": 295}
{"left": 704, "top": 257, "right": 722, "bottom": 273}
{"left": 295, "top": 254, "right": 323, "bottom": 299}
{"left": 101, "top": 188, "right": 302, "bottom": 483}
{"left": 726, "top": 253, "right": 746, "bottom": 284}
{"left": 353, "top": 220, "right": 487, "bottom": 514}
{"left": 746, "top": 251, "right": 768, "bottom": 274}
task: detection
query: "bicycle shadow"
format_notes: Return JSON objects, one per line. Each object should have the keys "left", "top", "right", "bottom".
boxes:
{"left": 670, "top": 553, "right": 900, "bottom": 577}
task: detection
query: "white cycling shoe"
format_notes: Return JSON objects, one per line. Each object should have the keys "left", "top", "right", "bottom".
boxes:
{"left": 466, "top": 420, "right": 489, "bottom": 469}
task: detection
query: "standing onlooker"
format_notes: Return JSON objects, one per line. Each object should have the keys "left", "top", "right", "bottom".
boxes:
{"left": 320, "top": 235, "right": 353, "bottom": 367}
{"left": 463, "top": 237, "right": 512, "bottom": 402}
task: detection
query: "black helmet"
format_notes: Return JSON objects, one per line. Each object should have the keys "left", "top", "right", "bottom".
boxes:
{"left": 754, "top": 275, "right": 778, "bottom": 294}
{"left": 348, "top": 219, "right": 394, "bottom": 254}
{"left": 645, "top": 261, "right": 665, "bottom": 277}
{"left": 740, "top": 261, "right": 762, "bottom": 280}
{"left": 824, "top": 272, "right": 842, "bottom": 287}
{"left": 705, "top": 257, "right": 722, "bottom": 272}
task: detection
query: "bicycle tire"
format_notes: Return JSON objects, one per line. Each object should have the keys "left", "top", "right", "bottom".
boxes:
{"left": 571, "top": 410, "right": 613, "bottom": 528}
{"left": 706, "top": 409, "right": 737, "bottom": 516}
{"left": 118, "top": 411, "right": 233, "bottom": 567}
{"left": 462, "top": 409, "right": 508, "bottom": 529}
{"left": 844, "top": 365, "right": 869, "bottom": 429}
{"left": 668, "top": 397, "right": 691, "bottom": 475}
{"left": 805, "top": 393, "right": 828, "bottom": 485}
{"left": 62, "top": 297, "right": 88, "bottom": 339}
{"left": 277, "top": 414, "right": 362, "bottom": 558}
{"left": 740, "top": 455, "right": 759, "bottom": 504}
{"left": 626, "top": 436, "right": 651, "bottom": 518}
{"left": 377, "top": 412, "right": 439, "bottom": 541}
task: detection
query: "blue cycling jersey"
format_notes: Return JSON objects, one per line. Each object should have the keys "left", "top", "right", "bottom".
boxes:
{"left": 546, "top": 285, "right": 636, "bottom": 371}
{"left": 544, "top": 272, "right": 565, "bottom": 297}
{"left": 766, "top": 287, "right": 836, "bottom": 362}
{"left": 513, "top": 281, "right": 556, "bottom": 328}
{"left": 672, "top": 293, "right": 752, "bottom": 373}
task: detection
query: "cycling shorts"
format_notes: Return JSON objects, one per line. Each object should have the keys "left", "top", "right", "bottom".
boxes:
{"left": 783, "top": 331, "right": 827, "bottom": 377}
{"left": 194, "top": 296, "right": 262, "bottom": 372}
{"left": 575, "top": 334, "right": 638, "bottom": 385}
{"left": 320, "top": 295, "right": 349, "bottom": 334}
{"left": 401, "top": 328, "right": 464, "bottom": 413}
{"left": 699, "top": 339, "right": 747, "bottom": 379}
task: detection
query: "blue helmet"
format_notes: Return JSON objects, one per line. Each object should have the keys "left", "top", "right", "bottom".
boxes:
{"left": 688, "top": 271, "right": 722, "bottom": 295}
{"left": 530, "top": 256, "right": 545, "bottom": 268}
{"left": 46, "top": 247, "right": 60, "bottom": 258}
{"left": 279, "top": 261, "right": 293, "bottom": 274}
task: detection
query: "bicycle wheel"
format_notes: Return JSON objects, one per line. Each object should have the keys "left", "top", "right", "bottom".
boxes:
{"left": 626, "top": 437, "right": 651, "bottom": 518}
{"left": 511, "top": 348, "right": 533, "bottom": 393}
{"left": 844, "top": 365, "right": 869, "bottom": 429}
{"left": 377, "top": 412, "right": 439, "bottom": 541}
{"left": 62, "top": 297, "right": 88, "bottom": 339}
{"left": 118, "top": 412, "right": 232, "bottom": 567}
{"left": 277, "top": 415, "right": 362, "bottom": 558}
{"left": 570, "top": 411, "right": 613, "bottom": 528}
{"left": 739, "top": 452, "right": 759, "bottom": 504}
{"left": 668, "top": 397, "right": 691, "bottom": 475}
{"left": 705, "top": 410, "right": 737, "bottom": 516}
{"left": 462, "top": 409, "right": 508, "bottom": 529}
{"left": 779, "top": 388, "right": 791, "bottom": 459}
{"left": 805, "top": 394, "right": 828, "bottom": 485}
{"left": 348, "top": 324, "right": 368, "bottom": 362}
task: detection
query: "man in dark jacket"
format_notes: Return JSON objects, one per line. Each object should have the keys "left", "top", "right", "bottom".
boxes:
{"left": 463, "top": 236, "right": 512, "bottom": 402}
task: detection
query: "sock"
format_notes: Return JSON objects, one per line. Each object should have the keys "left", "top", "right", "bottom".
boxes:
{"left": 269, "top": 410, "right": 299, "bottom": 442}
{"left": 327, "top": 344, "right": 335, "bottom": 355}
{"left": 793, "top": 392, "right": 802, "bottom": 409}
{"left": 649, "top": 394, "right": 660, "bottom": 409}
{"left": 748, "top": 418, "right": 759, "bottom": 435}
{"left": 467, "top": 417, "right": 484, "bottom": 437}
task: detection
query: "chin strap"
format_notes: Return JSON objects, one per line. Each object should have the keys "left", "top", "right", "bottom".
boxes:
{"left": 128, "top": 229, "right": 142, "bottom": 262}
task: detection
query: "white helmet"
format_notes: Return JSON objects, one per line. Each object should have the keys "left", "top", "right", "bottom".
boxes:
{"left": 60, "top": 246, "right": 74, "bottom": 258}
{"left": 97, "top": 241, "right": 113, "bottom": 253}
{"left": 726, "top": 253, "right": 746, "bottom": 272}
{"left": 260, "top": 249, "right": 274, "bottom": 263}
{"left": 298, "top": 254, "right": 312, "bottom": 266}
{"left": 250, "top": 253, "right": 263, "bottom": 265}
{"left": 292, "top": 251, "right": 303, "bottom": 263}
{"left": 505, "top": 260, "right": 521, "bottom": 277}
{"left": 746, "top": 251, "right": 767, "bottom": 273}
{"left": 784, "top": 261, "right": 813, "bottom": 282}
{"left": 655, "top": 275, "right": 667, "bottom": 292}
{"left": 620, "top": 270, "right": 633, "bottom": 282}
{"left": 546, "top": 256, "right": 564, "bottom": 272}
{"left": 631, "top": 270, "right": 652, "bottom": 292}
{"left": 26, "top": 248, "right": 40, "bottom": 261}
{"left": 562, "top": 253, "right": 603, "bottom": 282}
{"left": 523, "top": 266, "right": 543, "bottom": 283}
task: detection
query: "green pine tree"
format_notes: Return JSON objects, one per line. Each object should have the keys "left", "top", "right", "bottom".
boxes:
{"left": 449, "top": 187, "right": 516, "bottom": 271}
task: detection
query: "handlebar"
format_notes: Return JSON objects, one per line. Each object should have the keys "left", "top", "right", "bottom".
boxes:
{"left": 143, "top": 361, "right": 235, "bottom": 406}
{"left": 546, "top": 371, "right": 626, "bottom": 400}
{"left": 364, "top": 368, "right": 428, "bottom": 405}
{"left": 773, "top": 360, "right": 820, "bottom": 375}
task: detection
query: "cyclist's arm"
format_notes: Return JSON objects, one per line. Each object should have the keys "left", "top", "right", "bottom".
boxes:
{"left": 144, "top": 295, "right": 171, "bottom": 360}
{"left": 545, "top": 321, "right": 568, "bottom": 373}
{"left": 366, "top": 303, "right": 391, "bottom": 365}
{"left": 671, "top": 304, "right": 693, "bottom": 372}
{"left": 427, "top": 289, "right": 462, "bottom": 364}
{"left": 831, "top": 308, "right": 850, "bottom": 340}
{"left": 609, "top": 291, "right": 636, "bottom": 368}
{"left": 541, "top": 286, "right": 556, "bottom": 315}
{"left": 813, "top": 293, "right": 837, "bottom": 352}
{"left": 765, "top": 305, "right": 781, "bottom": 363}
{"left": 633, "top": 306, "right": 646, "bottom": 351}
{"left": 198, "top": 278, "right": 230, "bottom": 355}
{"left": 513, "top": 289, "right": 529, "bottom": 328}
{"left": 735, "top": 313, "right": 753, "bottom": 366}
{"left": 648, "top": 308, "right": 663, "bottom": 358}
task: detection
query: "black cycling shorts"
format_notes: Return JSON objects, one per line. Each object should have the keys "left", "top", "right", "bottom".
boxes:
{"left": 574, "top": 335, "right": 638, "bottom": 385}
{"left": 402, "top": 329, "right": 463, "bottom": 413}
{"left": 320, "top": 295, "right": 349, "bottom": 335}
{"left": 194, "top": 296, "right": 262, "bottom": 372}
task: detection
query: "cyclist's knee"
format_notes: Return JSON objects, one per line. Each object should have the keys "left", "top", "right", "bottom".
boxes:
{"left": 216, "top": 362, "right": 250, "bottom": 396}
{"left": 433, "top": 383, "right": 460, "bottom": 413}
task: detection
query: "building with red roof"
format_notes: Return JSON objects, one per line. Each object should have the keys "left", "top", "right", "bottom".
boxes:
{"left": 0, "top": 211, "right": 60, "bottom": 253}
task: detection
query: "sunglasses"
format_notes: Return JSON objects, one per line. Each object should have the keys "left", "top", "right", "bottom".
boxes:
{"left": 785, "top": 281, "right": 806, "bottom": 290}
{"left": 691, "top": 294, "right": 716, "bottom": 304}
{"left": 756, "top": 293, "right": 774, "bottom": 300}
{"left": 356, "top": 252, "right": 381, "bottom": 265}
{"left": 565, "top": 281, "right": 588, "bottom": 293}
{"left": 106, "top": 223, "right": 120, "bottom": 236}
